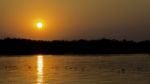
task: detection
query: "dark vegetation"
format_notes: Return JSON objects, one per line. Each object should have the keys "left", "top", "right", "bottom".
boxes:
{"left": 0, "top": 38, "right": 150, "bottom": 55}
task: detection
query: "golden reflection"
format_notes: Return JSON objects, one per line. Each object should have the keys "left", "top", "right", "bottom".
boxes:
{"left": 37, "top": 55, "right": 44, "bottom": 84}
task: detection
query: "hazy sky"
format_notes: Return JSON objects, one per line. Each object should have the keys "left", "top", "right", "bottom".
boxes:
{"left": 0, "top": 0, "right": 150, "bottom": 41}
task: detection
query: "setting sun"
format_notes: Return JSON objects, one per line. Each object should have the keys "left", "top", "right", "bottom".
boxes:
{"left": 37, "top": 22, "right": 43, "bottom": 29}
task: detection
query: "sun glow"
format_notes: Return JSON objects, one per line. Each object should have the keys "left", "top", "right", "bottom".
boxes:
{"left": 37, "top": 22, "right": 43, "bottom": 29}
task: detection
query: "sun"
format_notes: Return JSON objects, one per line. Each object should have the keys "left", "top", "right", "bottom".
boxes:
{"left": 37, "top": 22, "right": 43, "bottom": 29}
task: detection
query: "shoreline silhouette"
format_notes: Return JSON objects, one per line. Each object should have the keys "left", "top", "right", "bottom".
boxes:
{"left": 0, "top": 38, "right": 150, "bottom": 55}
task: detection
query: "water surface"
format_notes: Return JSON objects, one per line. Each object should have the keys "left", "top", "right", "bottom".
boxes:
{"left": 0, "top": 54, "right": 150, "bottom": 84}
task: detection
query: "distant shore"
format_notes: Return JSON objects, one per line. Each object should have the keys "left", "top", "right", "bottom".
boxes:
{"left": 0, "top": 38, "right": 150, "bottom": 55}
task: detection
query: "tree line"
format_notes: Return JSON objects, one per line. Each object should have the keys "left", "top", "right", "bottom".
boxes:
{"left": 0, "top": 38, "right": 150, "bottom": 55}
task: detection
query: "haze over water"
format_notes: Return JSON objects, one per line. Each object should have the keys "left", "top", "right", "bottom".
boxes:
{"left": 0, "top": 54, "right": 150, "bottom": 84}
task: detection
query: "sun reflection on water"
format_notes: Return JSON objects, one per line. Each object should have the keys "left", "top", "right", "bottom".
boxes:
{"left": 37, "top": 55, "right": 44, "bottom": 84}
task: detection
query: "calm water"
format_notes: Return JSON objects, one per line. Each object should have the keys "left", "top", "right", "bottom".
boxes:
{"left": 0, "top": 54, "right": 150, "bottom": 84}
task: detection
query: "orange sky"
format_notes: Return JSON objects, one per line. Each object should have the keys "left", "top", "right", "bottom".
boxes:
{"left": 0, "top": 0, "right": 150, "bottom": 41}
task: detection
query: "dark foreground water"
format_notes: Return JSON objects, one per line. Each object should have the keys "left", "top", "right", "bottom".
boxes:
{"left": 0, "top": 54, "right": 150, "bottom": 84}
